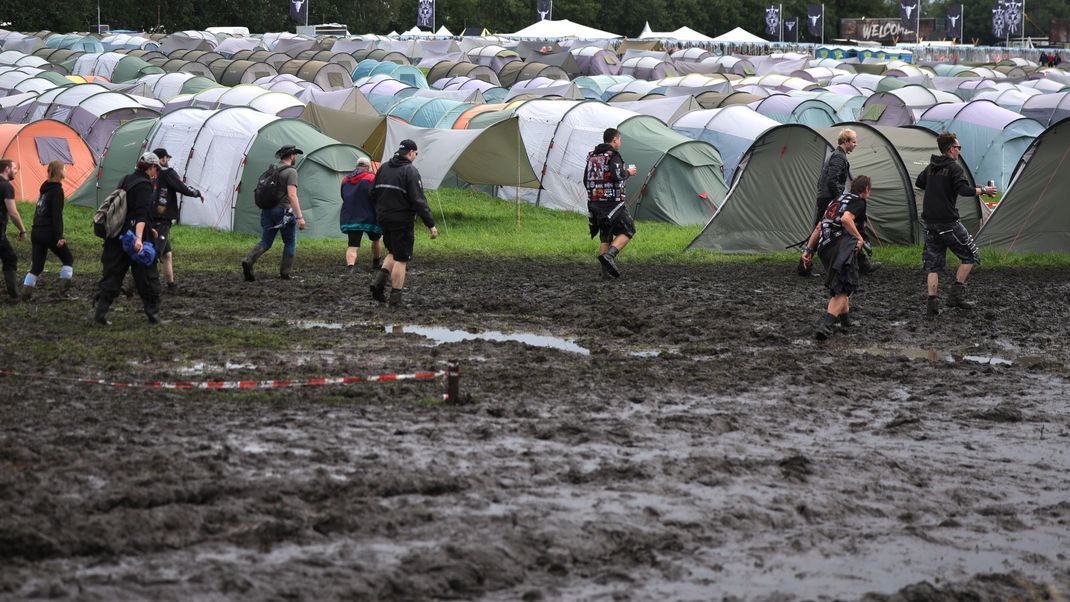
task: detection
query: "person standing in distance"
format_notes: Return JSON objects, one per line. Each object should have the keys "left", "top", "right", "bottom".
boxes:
{"left": 242, "top": 145, "right": 306, "bottom": 281}
{"left": 916, "top": 131, "right": 995, "bottom": 316}
{"left": 368, "top": 139, "right": 437, "bottom": 308}
{"left": 0, "top": 159, "right": 28, "bottom": 303}
{"left": 340, "top": 156, "right": 381, "bottom": 272}
{"left": 93, "top": 153, "right": 162, "bottom": 325}
{"left": 584, "top": 128, "right": 637, "bottom": 279}
{"left": 151, "top": 148, "right": 202, "bottom": 291}
{"left": 21, "top": 161, "right": 74, "bottom": 301}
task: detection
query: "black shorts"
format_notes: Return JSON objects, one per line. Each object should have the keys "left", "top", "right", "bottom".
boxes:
{"left": 587, "top": 201, "right": 636, "bottom": 244}
{"left": 154, "top": 221, "right": 173, "bottom": 255}
{"left": 347, "top": 231, "right": 381, "bottom": 247}
{"left": 380, "top": 222, "right": 415, "bottom": 262}
{"left": 923, "top": 221, "right": 980, "bottom": 273}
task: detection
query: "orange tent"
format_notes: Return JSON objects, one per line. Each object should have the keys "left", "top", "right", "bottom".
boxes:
{"left": 452, "top": 103, "right": 508, "bottom": 130}
{"left": 0, "top": 120, "right": 96, "bottom": 200}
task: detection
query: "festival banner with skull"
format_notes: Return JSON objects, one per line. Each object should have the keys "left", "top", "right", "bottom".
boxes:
{"left": 289, "top": 0, "right": 308, "bottom": 24}
{"left": 417, "top": 0, "right": 435, "bottom": 30}
{"left": 537, "top": 0, "right": 552, "bottom": 21}
{"left": 765, "top": 4, "right": 781, "bottom": 38}
{"left": 784, "top": 17, "right": 799, "bottom": 42}
{"left": 807, "top": 4, "right": 823, "bottom": 38}
{"left": 946, "top": 4, "right": 963, "bottom": 40}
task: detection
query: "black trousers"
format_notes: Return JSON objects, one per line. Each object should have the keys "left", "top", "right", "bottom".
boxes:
{"left": 97, "top": 238, "right": 160, "bottom": 311}
{"left": 30, "top": 237, "right": 74, "bottom": 275}
{"left": 0, "top": 235, "right": 16, "bottom": 273}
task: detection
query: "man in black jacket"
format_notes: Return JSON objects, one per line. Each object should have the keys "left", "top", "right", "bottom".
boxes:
{"left": 94, "top": 152, "right": 163, "bottom": 325}
{"left": 0, "top": 159, "right": 28, "bottom": 303}
{"left": 916, "top": 132, "right": 996, "bottom": 316}
{"left": 368, "top": 139, "right": 437, "bottom": 307}
{"left": 152, "top": 148, "right": 202, "bottom": 291}
{"left": 585, "top": 128, "right": 637, "bottom": 279}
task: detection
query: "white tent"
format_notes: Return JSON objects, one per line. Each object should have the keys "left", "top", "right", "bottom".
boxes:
{"left": 639, "top": 24, "right": 716, "bottom": 42}
{"left": 710, "top": 27, "right": 768, "bottom": 44}
{"left": 503, "top": 19, "right": 621, "bottom": 40}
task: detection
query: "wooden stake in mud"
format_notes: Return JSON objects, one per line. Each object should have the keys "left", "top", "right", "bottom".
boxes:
{"left": 445, "top": 360, "right": 461, "bottom": 404}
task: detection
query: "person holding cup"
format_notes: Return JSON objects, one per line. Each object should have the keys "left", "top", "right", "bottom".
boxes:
{"left": 583, "top": 128, "right": 638, "bottom": 279}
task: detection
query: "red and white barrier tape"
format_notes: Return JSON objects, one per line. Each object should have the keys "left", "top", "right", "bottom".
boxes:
{"left": 0, "top": 369, "right": 446, "bottom": 391}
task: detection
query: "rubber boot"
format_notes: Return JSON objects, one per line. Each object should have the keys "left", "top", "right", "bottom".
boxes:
{"left": 839, "top": 311, "right": 855, "bottom": 328}
{"left": 600, "top": 261, "right": 613, "bottom": 281}
{"left": 948, "top": 282, "right": 975, "bottom": 310}
{"left": 3, "top": 270, "right": 18, "bottom": 304}
{"left": 145, "top": 302, "right": 161, "bottom": 324}
{"left": 927, "top": 296, "right": 941, "bottom": 317}
{"left": 58, "top": 278, "right": 71, "bottom": 298}
{"left": 372, "top": 257, "right": 382, "bottom": 270}
{"left": 388, "top": 287, "right": 404, "bottom": 308}
{"left": 280, "top": 255, "right": 295, "bottom": 280}
{"left": 242, "top": 244, "right": 267, "bottom": 282}
{"left": 857, "top": 251, "right": 882, "bottom": 275}
{"left": 813, "top": 313, "right": 837, "bottom": 340}
{"left": 369, "top": 268, "right": 390, "bottom": 303}
{"left": 598, "top": 246, "right": 621, "bottom": 279}
{"left": 20, "top": 283, "right": 33, "bottom": 302}
{"left": 93, "top": 297, "right": 112, "bottom": 325}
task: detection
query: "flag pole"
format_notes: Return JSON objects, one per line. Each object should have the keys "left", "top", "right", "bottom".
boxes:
{"left": 821, "top": 4, "right": 825, "bottom": 45}
{"left": 305, "top": 0, "right": 309, "bottom": 27}
{"left": 1021, "top": 0, "right": 1025, "bottom": 46}
{"left": 917, "top": 0, "right": 921, "bottom": 44}
{"left": 780, "top": 4, "right": 784, "bottom": 42}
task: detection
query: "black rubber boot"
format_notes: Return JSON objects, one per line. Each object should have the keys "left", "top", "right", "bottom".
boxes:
{"left": 813, "top": 313, "right": 837, "bottom": 340}
{"left": 839, "top": 312, "right": 855, "bottom": 328}
{"left": 858, "top": 251, "right": 882, "bottom": 275}
{"left": 3, "top": 270, "right": 18, "bottom": 304}
{"left": 372, "top": 257, "right": 382, "bottom": 270}
{"left": 242, "top": 244, "right": 267, "bottom": 282}
{"left": 388, "top": 288, "right": 404, "bottom": 308}
{"left": 927, "top": 296, "right": 941, "bottom": 316}
{"left": 598, "top": 246, "right": 621, "bottom": 278}
{"left": 93, "top": 298, "right": 112, "bottom": 325}
{"left": 948, "top": 282, "right": 975, "bottom": 310}
{"left": 145, "top": 304, "right": 161, "bottom": 324}
{"left": 600, "top": 262, "right": 613, "bottom": 281}
{"left": 280, "top": 255, "right": 295, "bottom": 280}
{"left": 370, "top": 268, "right": 390, "bottom": 303}
{"left": 20, "top": 283, "right": 33, "bottom": 302}
{"left": 58, "top": 278, "right": 72, "bottom": 298}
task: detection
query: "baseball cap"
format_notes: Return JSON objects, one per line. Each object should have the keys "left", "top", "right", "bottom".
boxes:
{"left": 138, "top": 152, "right": 161, "bottom": 166}
{"left": 152, "top": 148, "right": 171, "bottom": 159}
{"left": 397, "top": 139, "right": 418, "bottom": 154}
{"left": 356, "top": 156, "right": 372, "bottom": 167}
{"left": 276, "top": 144, "right": 304, "bottom": 158}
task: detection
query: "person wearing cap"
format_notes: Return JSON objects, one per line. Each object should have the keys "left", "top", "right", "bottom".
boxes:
{"left": 242, "top": 145, "right": 306, "bottom": 281}
{"left": 368, "top": 139, "right": 437, "bottom": 307}
{"left": 150, "top": 148, "right": 202, "bottom": 291}
{"left": 340, "top": 156, "right": 381, "bottom": 272}
{"left": 93, "top": 152, "right": 162, "bottom": 325}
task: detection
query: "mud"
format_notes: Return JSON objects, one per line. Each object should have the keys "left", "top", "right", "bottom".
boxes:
{"left": 2, "top": 258, "right": 1070, "bottom": 600}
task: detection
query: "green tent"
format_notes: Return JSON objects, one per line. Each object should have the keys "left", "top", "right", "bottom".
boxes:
{"left": 976, "top": 117, "right": 1070, "bottom": 253}
{"left": 688, "top": 125, "right": 832, "bottom": 253}
{"left": 111, "top": 56, "right": 165, "bottom": 83}
{"left": 69, "top": 118, "right": 156, "bottom": 207}
{"left": 298, "top": 102, "right": 387, "bottom": 159}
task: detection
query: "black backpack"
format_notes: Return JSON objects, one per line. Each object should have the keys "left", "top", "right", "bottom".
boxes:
{"left": 254, "top": 164, "right": 294, "bottom": 210}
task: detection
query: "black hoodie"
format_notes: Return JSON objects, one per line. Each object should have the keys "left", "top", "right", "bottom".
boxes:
{"left": 916, "top": 154, "right": 975, "bottom": 224}
{"left": 32, "top": 180, "right": 65, "bottom": 241}
{"left": 371, "top": 154, "right": 435, "bottom": 228}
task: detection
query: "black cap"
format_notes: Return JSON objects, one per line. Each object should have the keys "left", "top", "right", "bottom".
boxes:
{"left": 397, "top": 139, "right": 418, "bottom": 154}
{"left": 152, "top": 148, "right": 171, "bottom": 159}
{"left": 276, "top": 145, "right": 304, "bottom": 158}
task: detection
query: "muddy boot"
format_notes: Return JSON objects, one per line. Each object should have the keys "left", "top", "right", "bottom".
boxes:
{"left": 796, "top": 256, "right": 813, "bottom": 277}
{"left": 145, "top": 305, "right": 161, "bottom": 324}
{"left": 280, "top": 255, "right": 295, "bottom": 280}
{"left": 857, "top": 251, "right": 882, "bottom": 275}
{"left": 93, "top": 297, "right": 112, "bottom": 325}
{"left": 242, "top": 244, "right": 267, "bottom": 282}
{"left": 369, "top": 268, "right": 390, "bottom": 303}
{"left": 813, "top": 313, "right": 837, "bottom": 340}
{"left": 20, "top": 274, "right": 35, "bottom": 302}
{"left": 598, "top": 246, "right": 621, "bottom": 278}
{"left": 57, "top": 278, "right": 72, "bottom": 298}
{"left": 372, "top": 257, "right": 382, "bottom": 270}
{"left": 948, "top": 282, "right": 975, "bottom": 310}
{"left": 600, "top": 261, "right": 613, "bottom": 281}
{"left": 927, "top": 296, "right": 941, "bottom": 317}
{"left": 839, "top": 312, "right": 856, "bottom": 328}
{"left": 3, "top": 270, "right": 18, "bottom": 304}
{"left": 388, "top": 287, "right": 404, "bottom": 308}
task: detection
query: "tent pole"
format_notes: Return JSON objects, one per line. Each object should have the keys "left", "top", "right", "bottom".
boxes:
{"left": 821, "top": 4, "right": 825, "bottom": 46}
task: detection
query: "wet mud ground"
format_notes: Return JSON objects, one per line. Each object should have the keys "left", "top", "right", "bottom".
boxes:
{"left": 2, "top": 256, "right": 1070, "bottom": 601}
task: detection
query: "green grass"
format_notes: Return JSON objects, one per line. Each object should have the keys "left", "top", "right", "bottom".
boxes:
{"left": 15, "top": 188, "right": 1070, "bottom": 269}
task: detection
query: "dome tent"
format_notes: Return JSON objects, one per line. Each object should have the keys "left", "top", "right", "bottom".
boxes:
{"left": 0, "top": 119, "right": 95, "bottom": 199}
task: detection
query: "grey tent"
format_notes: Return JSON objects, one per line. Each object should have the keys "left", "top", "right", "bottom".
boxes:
{"left": 976, "top": 117, "right": 1070, "bottom": 253}
{"left": 231, "top": 50, "right": 293, "bottom": 70}
{"left": 688, "top": 125, "right": 833, "bottom": 253}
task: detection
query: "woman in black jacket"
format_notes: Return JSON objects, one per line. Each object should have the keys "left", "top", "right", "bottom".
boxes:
{"left": 21, "top": 161, "right": 74, "bottom": 301}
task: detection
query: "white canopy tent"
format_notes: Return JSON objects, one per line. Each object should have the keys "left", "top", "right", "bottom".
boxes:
{"left": 710, "top": 27, "right": 768, "bottom": 44}
{"left": 503, "top": 19, "right": 621, "bottom": 40}
{"left": 638, "top": 23, "right": 716, "bottom": 43}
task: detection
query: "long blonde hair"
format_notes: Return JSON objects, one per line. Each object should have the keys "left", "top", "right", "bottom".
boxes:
{"left": 46, "top": 160, "right": 65, "bottom": 183}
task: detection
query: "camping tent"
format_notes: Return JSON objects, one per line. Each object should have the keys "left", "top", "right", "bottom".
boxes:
{"left": 69, "top": 118, "right": 157, "bottom": 207}
{"left": 709, "top": 27, "right": 767, "bottom": 44}
{"left": 502, "top": 19, "right": 622, "bottom": 40}
{"left": 0, "top": 119, "right": 96, "bottom": 199}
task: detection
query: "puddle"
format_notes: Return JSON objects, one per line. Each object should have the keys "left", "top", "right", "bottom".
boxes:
{"left": 962, "top": 355, "right": 1014, "bottom": 366}
{"left": 628, "top": 350, "right": 662, "bottom": 358}
{"left": 859, "top": 347, "right": 1014, "bottom": 366}
{"left": 387, "top": 324, "right": 590, "bottom": 355}
{"left": 290, "top": 320, "right": 345, "bottom": 330}
{"left": 175, "top": 361, "right": 258, "bottom": 375}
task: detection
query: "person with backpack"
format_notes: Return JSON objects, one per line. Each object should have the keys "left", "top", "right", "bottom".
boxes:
{"left": 340, "top": 156, "right": 381, "bottom": 273}
{"left": 367, "top": 139, "right": 437, "bottom": 308}
{"left": 242, "top": 145, "right": 306, "bottom": 282}
{"left": 0, "top": 159, "right": 28, "bottom": 304}
{"left": 20, "top": 161, "right": 74, "bottom": 301}
{"left": 150, "top": 148, "right": 202, "bottom": 291}
{"left": 800, "top": 175, "right": 873, "bottom": 340}
{"left": 584, "top": 128, "right": 637, "bottom": 279}
{"left": 93, "top": 152, "right": 163, "bottom": 325}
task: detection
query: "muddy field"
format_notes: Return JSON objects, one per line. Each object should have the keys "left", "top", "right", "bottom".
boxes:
{"left": 1, "top": 256, "right": 1069, "bottom": 601}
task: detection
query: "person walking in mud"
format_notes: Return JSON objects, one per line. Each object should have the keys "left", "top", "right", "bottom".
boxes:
{"left": 584, "top": 128, "right": 637, "bottom": 279}
{"left": 340, "top": 156, "right": 382, "bottom": 273}
{"left": 917, "top": 132, "right": 996, "bottom": 317}
{"left": 20, "top": 161, "right": 74, "bottom": 301}
{"left": 93, "top": 153, "right": 163, "bottom": 325}
{"left": 242, "top": 145, "right": 306, "bottom": 282}
{"left": 801, "top": 175, "right": 872, "bottom": 340}
{"left": 151, "top": 148, "right": 202, "bottom": 291}
{"left": 368, "top": 139, "right": 437, "bottom": 308}
{"left": 0, "top": 159, "right": 28, "bottom": 304}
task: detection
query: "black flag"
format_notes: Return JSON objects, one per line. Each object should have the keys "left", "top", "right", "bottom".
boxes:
{"left": 417, "top": 0, "right": 434, "bottom": 29}
{"left": 946, "top": 4, "right": 963, "bottom": 40}
{"left": 536, "top": 0, "right": 551, "bottom": 21}
{"left": 765, "top": 5, "right": 781, "bottom": 37}
{"left": 289, "top": 0, "right": 307, "bottom": 24}
{"left": 1003, "top": 0, "right": 1022, "bottom": 34}
{"left": 900, "top": 0, "right": 919, "bottom": 31}
{"left": 784, "top": 17, "right": 799, "bottom": 42}
{"left": 992, "top": 0, "right": 1006, "bottom": 38}
{"left": 807, "top": 4, "right": 823, "bottom": 37}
